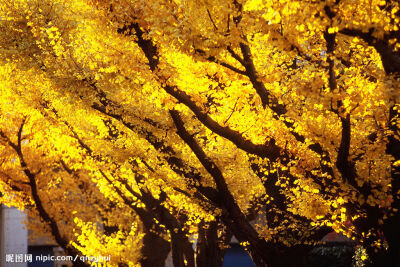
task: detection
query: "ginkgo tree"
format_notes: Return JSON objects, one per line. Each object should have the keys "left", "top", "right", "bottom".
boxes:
{"left": 1, "top": 0, "right": 400, "bottom": 266}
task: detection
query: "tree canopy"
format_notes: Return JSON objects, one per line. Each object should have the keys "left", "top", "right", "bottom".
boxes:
{"left": 1, "top": 0, "right": 400, "bottom": 266}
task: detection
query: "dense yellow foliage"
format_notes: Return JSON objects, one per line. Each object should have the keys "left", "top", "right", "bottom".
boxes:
{"left": 1, "top": 0, "right": 400, "bottom": 266}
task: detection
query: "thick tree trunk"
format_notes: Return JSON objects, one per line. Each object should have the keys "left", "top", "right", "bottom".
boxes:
{"left": 182, "top": 234, "right": 196, "bottom": 267}
{"left": 141, "top": 231, "right": 170, "bottom": 267}
{"left": 171, "top": 232, "right": 185, "bottom": 267}
{"left": 134, "top": 207, "right": 171, "bottom": 267}
{"left": 170, "top": 230, "right": 195, "bottom": 267}
{"left": 196, "top": 222, "right": 230, "bottom": 267}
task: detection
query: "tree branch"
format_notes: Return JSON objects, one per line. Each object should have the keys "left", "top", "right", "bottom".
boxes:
{"left": 206, "top": 55, "right": 247, "bottom": 75}
{"left": 0, "top": 121, "right": 88, "bottom": 267}
{"left": 206, "top": 9, "right": 218, "bottom": 31}
{"left": 239, "top": 42, "right": 286, "bottom": 111}
{"left": 340, "top": 28, "right": 400, "bottom": 75}
{"left": 227, "top": 46, "right": 245, "bottom": 65}
{"left": 169, "top": 109, "right": 280, "bottom": 266}
{"left": 335, "top": 114, "right": 356, "bottom": 185}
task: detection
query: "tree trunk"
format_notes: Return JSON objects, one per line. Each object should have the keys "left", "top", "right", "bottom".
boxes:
{"left": 196, "top": 222, "right": 230, "bottom": 267}
{"left": 141, "top": 231, "right": 170, "bottom": 267}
